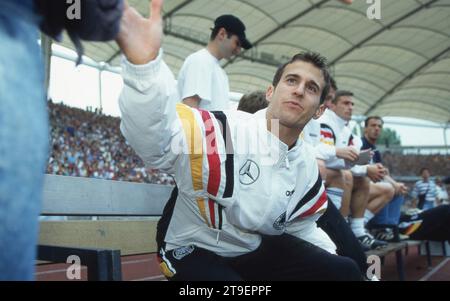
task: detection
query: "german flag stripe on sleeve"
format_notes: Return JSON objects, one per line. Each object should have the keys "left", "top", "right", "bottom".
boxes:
{"left": 299, "top": 190, "right": 328, "bottom": 218}
{"left": 404, "top": 221, "right": 423, "bottom": 236}
{"left": 199, "top": 110, "right": 221, "bottom": 197}
{"left": 321, "top": 130, "right": 333, "bottom": 139}
{"left": 199, "top": 109, "right": 221, "bottom": 229}
{"left": 175, "top": 103, "right": 210, "bottom": 227}
{"left": 289, "top": 175, "right": 322, "bottom": 219}
{"left": 320, "top": 123, "right": 336, "bottom": 146}
{"left": 211, "top": 111, "right": 234, "bottom": 199}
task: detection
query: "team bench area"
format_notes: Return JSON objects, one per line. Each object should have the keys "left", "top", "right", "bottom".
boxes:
{"left": 38, "top": 174, "right": 435, "bottom": 281}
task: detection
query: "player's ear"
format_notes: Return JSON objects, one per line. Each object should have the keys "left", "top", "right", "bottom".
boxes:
{"left": 266, "top": 85, "right": 274, "bottom": 103}
{"left": 313, "top": 104, "right": 326, "bottom": 119}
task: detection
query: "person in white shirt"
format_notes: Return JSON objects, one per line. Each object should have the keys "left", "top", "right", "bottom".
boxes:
{"left": 178, "top": 14, "right": 252, "bottom": 110}
{"left": 169, "top": 15, "right": 253, "bottom": 240}
{"left": 115, "top": 0, "right": 363, "bottom": 281}
{"left": 436, "top": 177, "right": 449, "bottom": 206}
{"left": 316, "top": 90, "right": 360, "bottom": 215}
{"left": 412, "top": 168, "right": 438, "bottom": 210}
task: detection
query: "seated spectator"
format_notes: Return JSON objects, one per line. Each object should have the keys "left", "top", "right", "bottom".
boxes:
{"left": 435, "top": 177, "right": 449, "bottom": 206}
{"left": 412, "top": 168, "right": 438, "bottom": 210}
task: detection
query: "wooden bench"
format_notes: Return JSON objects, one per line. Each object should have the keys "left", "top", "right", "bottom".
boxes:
{"left": 410, "top": 240, "right": 449, "bottom": 268}
{"left": 367, "top": 228, "right": 449, "bottom": 280}
{"left": 38, "top": 174, "right": 173, "bottom": 280}
{"left": 365, "top": 224, "right": 410, "bottom": 280}
{"left": 365, "top": 242, "right": 407, "bottom": 280}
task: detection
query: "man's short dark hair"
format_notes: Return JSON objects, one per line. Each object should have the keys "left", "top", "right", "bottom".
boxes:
{"left": 364, "top": 116, "right": 384, "bottom": 128}
{"left": 332, "top": 90, "right": 353, "bottom": 104}
{"left": 419, "top": 167, "right": 429, "bottom": 175}
{"left": 272, "top": 52, "right": 331, "bottom": 104}
{"left": 210, "top": 27, "right": 232, "bottom": 40}
{"left": 330, "top": 76, "right": 337, "bottom": 91}
{"left": 237, "top": 91, "right": 268, "bottom": 114}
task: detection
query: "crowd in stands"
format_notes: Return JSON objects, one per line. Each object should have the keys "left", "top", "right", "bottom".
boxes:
{"left": 383, "top": 153, "right": 450, "bottom": 177}
{"left": 375, "top": 153, "right": 450, "bottom": 208}
{"left": 46, "top": 100, "right": 174, "bottom": 185}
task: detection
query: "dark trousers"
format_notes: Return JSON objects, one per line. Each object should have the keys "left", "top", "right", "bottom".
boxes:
{"left": 158, "top": 188, "right": 365, "bottom": 281}
{"left": 160, "top": 234, "right": 363, "bottom": 281}
{"left": 317, "top": 200, "right": 368, "bottom": 274}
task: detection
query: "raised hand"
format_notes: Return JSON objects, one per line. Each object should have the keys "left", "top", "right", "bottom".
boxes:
{"left": 116, "top": 0, "right": 164, "bottom": 65}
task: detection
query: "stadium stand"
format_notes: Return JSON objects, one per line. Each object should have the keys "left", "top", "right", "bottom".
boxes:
{"left": 383, "top": 153, "right": 450, "bottom": 178}
{"left": 46, "top": 100, "right": 174, "bottom": 186}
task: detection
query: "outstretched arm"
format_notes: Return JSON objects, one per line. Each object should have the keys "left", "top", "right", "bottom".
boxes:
{"left": 116, "top": 0, "right": 182, "bottom": 172}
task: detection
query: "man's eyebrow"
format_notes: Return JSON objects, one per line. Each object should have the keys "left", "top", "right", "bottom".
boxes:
{"left": 284, "top": 73, "right": 300, "bottom": 79}
{"left": 284, "top": 73, "right": 321, "bottom": 90}
{"left": 308, "top": 79, "right": 320, "bottom": 90}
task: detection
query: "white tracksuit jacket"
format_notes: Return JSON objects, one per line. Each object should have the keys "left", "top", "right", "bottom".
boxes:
{"left": 119, "top": 50, "right": 336, "bottom": 257}
{"left": 316, "top": 109, "right": 367, "bottom": 175}
{"left": 316, "top": 109, "right": 356, "bottom": 169}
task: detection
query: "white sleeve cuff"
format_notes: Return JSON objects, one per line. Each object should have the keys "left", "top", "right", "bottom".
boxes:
{"left": 121, "top": 49, "right": 164, "bottom": 81}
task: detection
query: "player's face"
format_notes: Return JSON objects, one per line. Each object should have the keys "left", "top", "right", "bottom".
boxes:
{"left": 267, "top": 60, "right": 324, "bottom": 130}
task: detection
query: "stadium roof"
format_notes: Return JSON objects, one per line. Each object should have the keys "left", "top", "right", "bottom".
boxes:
{"left": 57, "top": 0, "right": 450, "bottom": 123}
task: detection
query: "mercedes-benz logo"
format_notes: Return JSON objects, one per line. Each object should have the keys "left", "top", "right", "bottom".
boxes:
{"left": 239, "top": 160, "right": 260, "bottom": 185}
